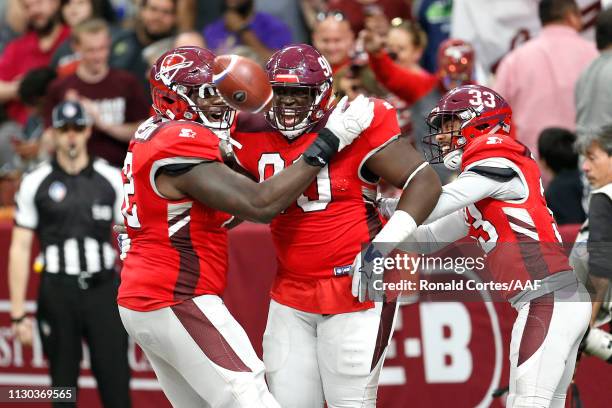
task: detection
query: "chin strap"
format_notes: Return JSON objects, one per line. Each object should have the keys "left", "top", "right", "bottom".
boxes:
{"left": 443, "top": 149, "right": 463, "bottom": 170}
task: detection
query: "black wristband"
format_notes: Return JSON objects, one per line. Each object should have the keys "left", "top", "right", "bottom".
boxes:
{"left": 11, "top": 314, "right": 27, "bottom": 324}
{"left": 302, "top": 128, "right": 340, "bottom": 167}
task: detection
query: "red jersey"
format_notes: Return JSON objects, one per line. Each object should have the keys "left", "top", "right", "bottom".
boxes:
{"left": 233, "top": 99, "right": 400, "bottom": 314}
{"left": 0, "top": 26, "right": 71, "bottom": 125}
{"left": 117, "top": 117, "right": 232, "bottom": 311}
{"left": 461, "top": 135, "right": 571, "bottom": 298}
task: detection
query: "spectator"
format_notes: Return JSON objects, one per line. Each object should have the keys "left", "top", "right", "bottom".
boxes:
{"left": 0, "top": 0, "right": 70, "bottom": 126}
{"left": 9, "top": 100, "right": 131, "bottom": 408}
{"left": 45, "top": 18, "right": 149, "bottom": 167}
{"left": 414, "top": 0, "right": 452, "bottom": 73}
{"left": 203, "top": 0, "right": 293, "bottom": 64}
{"left": 0, "top": 64, "right": 57, "bottom": 179}
{"left": 112, "top": 0, "right": 178, "bottom": 88}
{"left": 326, "top": 0, "right": 411, "bottom": 34}
{"left": 494, "top": 0, "right": 597, "bottom": 159}
{"left": 385, "top": 19, "right": 428, "bottom": 72}
{"left": 575, "top": 6, "right": 612, "bottom": 138}
{"left": 358, "top": 19, "right": 429, "bottom": 138}
{"left": 312, "top": 11, "right": 354, "bottom": 74}
{"left": 13, "top": 68, "right": 58, "bottom": 171}
{"left": 51, "top": 0, "right": 124, "bottom": 77}
{"left": 576, "top": 125, "right": 612, "bottom": 327}
{"left": 363, "top": 35, "right": 474, "bottom": 182}
{"left": 0, "top": 0, "right": 28, "bottom": 53}
{"left": 538, "top": 128, "right": 586, "bottom": 225}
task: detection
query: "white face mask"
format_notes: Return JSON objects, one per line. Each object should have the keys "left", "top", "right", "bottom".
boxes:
{"left": 443, "top": 149, "right": 463, "bottom": 170}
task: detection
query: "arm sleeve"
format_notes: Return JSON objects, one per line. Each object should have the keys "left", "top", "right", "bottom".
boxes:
{"left": 367, "top": 51, "right": 438, "bottom": 104}
{"left": 400, "top": 210, "right": 469, "bottom": 253}
{"left": 424, "top": 169, "right": 526, "bottom": 223}
{"left": 14, "top": 175, "right": 39, "bottom": 229}
{"left": 587, "top": 194, "right": 612, "bottom": 279}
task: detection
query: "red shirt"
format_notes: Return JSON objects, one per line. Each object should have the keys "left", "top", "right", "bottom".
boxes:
{"left": 233, "top": 99, "right": 399, "bottom": 314}
{"left": 461, "top": 135, "right": 571, "bottom": 299}
{"left": 368, "top": 50, "right": 438, "bottom": 105}
{"left": 0, "top": 26, "right": 70, "bottom": 124}
{"left": 117, "top": 117, "right": 232, "bottom": 311}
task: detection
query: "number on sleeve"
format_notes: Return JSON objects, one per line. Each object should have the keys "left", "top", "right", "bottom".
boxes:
{"left": 121, "top": 152, "right": 141, "bottom": 228}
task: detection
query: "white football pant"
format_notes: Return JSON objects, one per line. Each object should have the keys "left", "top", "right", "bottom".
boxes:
{"left": 263, "top": 300, "right": 399, "bottom": 408}
{"left": 507, "top": 284, "right": 591, "bottom": 408}
{"left": 119, "top": 295, "right": 279, "bottom": 408}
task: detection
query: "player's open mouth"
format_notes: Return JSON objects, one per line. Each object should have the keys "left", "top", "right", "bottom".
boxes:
{"left": 281, "top": 110, "right": 301, "bottom": 126}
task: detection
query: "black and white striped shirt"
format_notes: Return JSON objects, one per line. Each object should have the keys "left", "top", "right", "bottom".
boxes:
{"left": 14, "top": 158, "right": 123, "bottom": 275}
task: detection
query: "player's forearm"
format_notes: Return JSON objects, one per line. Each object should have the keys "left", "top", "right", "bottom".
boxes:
{"left": 96, "top": 122, "right": 140, "bottom": 142}
{"left": 0, "top": 80, "right": 19, "bottom": 103}
{"left": 8, "top": 245, "right": 31, "bottom": 319}
{"left": 248, "top": 158, "right": 320, "bottom": 222}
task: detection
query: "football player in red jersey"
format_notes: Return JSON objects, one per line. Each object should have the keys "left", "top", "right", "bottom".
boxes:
{"left": 368, "top": 85, "right": 591, "bottom": 408}
{"left": 117, "top": 46, "right": 376, "bottom": 407}
{"left": 230, "top": 44, "right": 441, "bottom": 407}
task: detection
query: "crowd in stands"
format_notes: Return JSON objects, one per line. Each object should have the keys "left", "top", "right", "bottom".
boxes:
{"left": 0, "top": 0, "right": 611, "bottom": 234}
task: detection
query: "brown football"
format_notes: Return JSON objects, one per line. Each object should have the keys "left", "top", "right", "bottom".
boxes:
{"left": 212, "top": 55, "right": 273, "bottom": 113}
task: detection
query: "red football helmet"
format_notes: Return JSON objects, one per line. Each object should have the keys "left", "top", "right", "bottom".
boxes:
{"left": 438, "top": 39, "right": 475, "bottom": 91}
{"left": 265, "top": 44, "right": 334, "bottom": 139}
{"left": 423, "top": 84, "right": 512, "bottom": 170}
{"left": 150, "top": 46, "right": 235, "bottom": 130}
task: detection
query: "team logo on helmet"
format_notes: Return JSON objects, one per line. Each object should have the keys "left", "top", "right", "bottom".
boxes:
{"left": 156, "top": 54, "right": 194, "bottom": 86}
{"left": 443, "top": 44, "right": 473, "bottom": 60}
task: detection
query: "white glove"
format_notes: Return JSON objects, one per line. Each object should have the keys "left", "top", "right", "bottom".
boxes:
{"left": 325, "top": 95, "right": 375, "bottom": 151}
{"left": 349, "top": 244, "right": 386, "bottom": 302}
{"left": 377, "top": 197, "right": 399, "bottom": 220}
{"left": 117, "top": 233, "right": 131, "bottom": 261}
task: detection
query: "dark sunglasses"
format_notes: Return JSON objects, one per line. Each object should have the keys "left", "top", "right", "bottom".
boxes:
{"left": 56, "top": 124, "right": 87, "bottom": 133}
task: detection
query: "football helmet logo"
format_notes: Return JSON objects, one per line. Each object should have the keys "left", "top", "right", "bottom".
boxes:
{"left": 156, "top": 53, "right": 194, "bottom": 86}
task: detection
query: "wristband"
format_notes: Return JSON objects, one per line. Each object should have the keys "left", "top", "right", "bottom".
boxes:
{"left": 302, "top": 128, "right": 340, "bottom": 167}
{"left": 373, "top": 210, "right": 417, "bottom": 248}
{"left": 11, "top": 314, "right": 27, "bottom": 324}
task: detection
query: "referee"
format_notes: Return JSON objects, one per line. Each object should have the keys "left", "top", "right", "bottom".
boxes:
{"left": 8, "top": 101, "right": 131, "bottom": 407}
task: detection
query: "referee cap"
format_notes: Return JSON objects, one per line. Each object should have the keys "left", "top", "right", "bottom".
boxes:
{"left": 52, "top": 101, "right": 89, "bottom": 128}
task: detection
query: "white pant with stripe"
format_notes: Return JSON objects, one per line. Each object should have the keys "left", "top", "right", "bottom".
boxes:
{"left": 507, "top": 284, "right": 591, "bottom": 408}
{"left": 263, "top": 300, "right": 399, "bottom": 408}
{"left": 119, "top": 295, "right": 279, "bottom": 408}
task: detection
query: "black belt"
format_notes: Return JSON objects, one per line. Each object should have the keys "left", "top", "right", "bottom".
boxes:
{"left": 42, "top": 269, "right": 116, "bottom": 290}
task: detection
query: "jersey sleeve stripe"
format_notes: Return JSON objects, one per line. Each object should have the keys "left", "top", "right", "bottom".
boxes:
{"left": 357, "top": 134, "right": 400, "bottom": 185}
{"left": 14, "top": 163, "right": 53, "bottom": 229}
{"left": 149, "top": 157, "right": 209, "bottom": 198}
{"left": 93, "top": 159, "right": 124, "bottom": 224}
